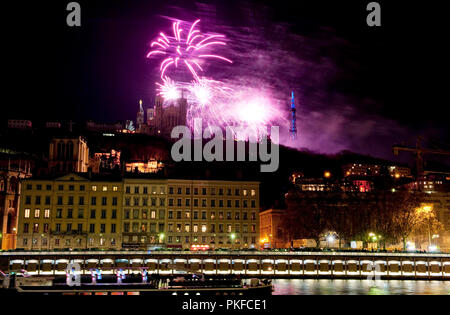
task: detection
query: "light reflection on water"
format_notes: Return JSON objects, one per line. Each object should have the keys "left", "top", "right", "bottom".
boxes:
{"left": 272, "top": 279, "right": 450, "bottom": 295}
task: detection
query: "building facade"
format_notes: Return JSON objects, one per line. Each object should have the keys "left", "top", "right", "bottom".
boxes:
{"left": 0, "top": 159, "right": 32, "bottom": 250}
{"left": 17, "top": 174, "right": 123, "bottom": 250}
{"left": 16, "top": 175, "right": 260, "bottom": 250}
{"left": 48, "top": 137, "right": 90, "bottom": 173}
{"left": 164, "top": 179, "right": 259, "bottom": 250}
{"left": 259, "top": 209, "right": 288, "bottom": 249}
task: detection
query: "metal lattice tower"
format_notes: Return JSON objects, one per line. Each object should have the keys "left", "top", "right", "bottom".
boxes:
{"left": 289, "top": 91, "right": 297, "bottom": 140}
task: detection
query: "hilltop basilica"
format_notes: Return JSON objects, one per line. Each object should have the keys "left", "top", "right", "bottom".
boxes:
{"left": 135, "top": 95, "right": 187, "bottom": 138}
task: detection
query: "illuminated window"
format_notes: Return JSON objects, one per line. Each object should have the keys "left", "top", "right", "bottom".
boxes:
{"left": 102, "top": 186, "right": 107, "bottom": 191}
{"left": 34, "top": 209, "right": 40, "bottom": 218}
{"left": 113, "top": 186, "right": 118, "bottom": 191}
{"left": 251, "top": 189, "right": 256, "bottom": 196}
{"left": 44, "top": 209, "right": 50, "bottom": 218}
{"left": 201, "top": 224, "right": 207, "bottom": 233}
{"left": 24, "top": 208, "right": 30, "bottom": 218}
{"left": 193, "top": 224, "right": 198, "bottom": 233}
{"left": 92, "top": 185, "right": 97, "bottom": 191}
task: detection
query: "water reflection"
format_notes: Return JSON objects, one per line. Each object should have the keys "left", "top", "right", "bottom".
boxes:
{"left": 272, "top": 279, "right": 450, "bottom": 295}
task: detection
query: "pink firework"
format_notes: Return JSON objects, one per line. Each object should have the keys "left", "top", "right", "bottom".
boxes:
{"left": 147, "top": 19, "right": 232, "bottom": 81}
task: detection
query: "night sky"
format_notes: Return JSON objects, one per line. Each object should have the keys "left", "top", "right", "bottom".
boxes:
{"left": 3, "top": 0, "right": 449, "bottom": 162}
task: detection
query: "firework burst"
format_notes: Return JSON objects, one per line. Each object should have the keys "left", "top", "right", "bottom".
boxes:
{"left": 147, "top": 19, "right": 232, "bottom": 82}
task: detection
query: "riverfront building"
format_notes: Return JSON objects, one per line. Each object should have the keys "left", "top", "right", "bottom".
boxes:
{"left": 16, "top": 174, "right": 260, "bottom": 250}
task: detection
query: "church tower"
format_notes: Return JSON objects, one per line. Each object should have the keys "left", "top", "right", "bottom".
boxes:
{"left": 136, "top": 99, "right": 145, "bottom": 129}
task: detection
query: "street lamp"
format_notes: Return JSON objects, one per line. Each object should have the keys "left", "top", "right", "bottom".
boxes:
{"left": 324, "top": 171, "right": 331, "bottom": 178}
{"left": 230, "top": 233, "right": 236, "bottom": 250}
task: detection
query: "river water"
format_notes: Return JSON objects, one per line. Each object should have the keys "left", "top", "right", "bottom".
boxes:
{"left": 272, "top": 279, "right": 450, "bottom": 295}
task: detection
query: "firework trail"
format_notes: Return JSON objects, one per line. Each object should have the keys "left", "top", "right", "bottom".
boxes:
{"left": 147, "top": 19, "right": 232, "bottom": 82}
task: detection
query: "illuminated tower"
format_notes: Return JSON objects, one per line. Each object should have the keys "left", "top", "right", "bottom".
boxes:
{"left": 136, "top": 99, "right": 145, "bottom": 129}
{"left": 289, "top": 91, "right": 297, "bottom": 140}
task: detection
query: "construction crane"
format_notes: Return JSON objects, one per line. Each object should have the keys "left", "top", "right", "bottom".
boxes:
{"left": 393, "top": 136, "right": 450, "bottom": 177}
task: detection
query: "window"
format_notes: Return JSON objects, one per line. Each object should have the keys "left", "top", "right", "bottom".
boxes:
{"left": 23, "top": 223, "right": 29, "bottom": 233}
{"left": 194, "top": 199, "right": 198, "bottom": 207}
{"left": 133, "top": 209, "right": 139, "bottom": 219}
{"left": 33, "top": 223, "right": 39, "bottom": 233}
{"left": 185, "top": 224, "right": 190, "bottom": 233}
{"left": 80, "top": 185, "right": 85, "bottom": 191}
{"left": 34, "top": 209, "right": 40, "bottom": 218}
{"left": 77, "top": 224, "right": 83, "bottom": 232}
{"left": 113, "top": 186, "right": 118, "bottom": 192}
{"left": 177, "top": 187, "right": 182, "bottom": 194}
{"left": 67, "top": 224, "right": 72, "bottom": 232}
{"left": 201, "top": 224, "right": 207, "bottom": 233}
{"left": 67, "top": 209, "right": 73, "bottom": 219}
{"left": 201, "top": 211, "right": 206, "bottom": 220}
{"left": 79, "top": 196, "right": 84, "bottom": 205}
{"left": 102, "top": 197, "right": 107, "bottom": 206}
{"left": 26, "top": 184, "right": 32, "bottom": 190}
{"left": 124, "top": 209, "right": 130, "bottom": 219}
{"left": 90, "top": 209, "right": 96, "bottom": 219}
{"left": 185, "top": 199, "right": 190, "bottom": 206}
{"left": 142, "top": 210, "right": 148, "bottom": 219}
{"left": 159, "top": 223, "right": 164, "bottom": 232}
{"left": 101, "top": 209, "right": 107, "bottom": 219}
{"left": 227, "top": 224, "right": 232, "bottom": 233}
{"left": 45, "top": 196, "right": 51, "bottom": 205}
{"left": 202, "top": 199, "right": 207, "bottom": 207}
{"left": 69, "top": 185, "right": 74, "bottom": 191}
{"left": 235, "top": 200, "right": 240, "bottom": 208}
{"left": 168, "top": 211, "right": 173, "bottom": 219}
{"left": 211, "top": 199, "right": 216, "bottom": 207}
{"left": 92, "top": 185, "right": 97, "bottom": 191}
{"left": 46, "top": 185, "right": 52, "bottom": 190}
{"left": 186, "top": 187, "right": 190, "bottom": 195}
{"left": 25, "top": 196, "right": 31, "bottom": 205}
{"left": 112, "top": 209, "right": 117, "bottom": 219}
{"left": 210, "top": 212, "right": 215, "bottom": 220}
{"left": 57, "top": 196, "right": 63, "bottom": 205}
{"left": 126, "top": 186, "right": 131, "bottom": 194}
{"left": 169, "top": 187, "right": 174, "bottom": 194}
{"left": 227, "top": 212, "right": 231, "bottom": 220}
{"left": 123, "top": 223, "right": 130, "bottom": 233}
{"left": 151, "top": 210, "right": 156, "bottom": 219}
{"left": 56, "top": 209, "right": 62, "bottom": 218}
{"left": 89, "top": 224, "right": 95, "bottom": 233}
{"left": 168, "top": 199, "right": 174, "bottom": 206}
{"left": 193, "top": 211, "right": 198, "bottom": 220}
{"left": 100, "top": 224, "right": 106, "bottom": 233}
{"left": 44, "top": 209, "right": 50, "bottom": 218}
{"left": 202, "top": 188, "right": 207, "bottom": 195}
{"left": 135, "top": 186, "right": 139, "bottom": 194}
{"left": 243, "top": 200, "right": 248, "bottom": 208}
{"left": 235, "top": 189, "right": 240, "bottom": 196}
{"left": 227, "top": 200, "right": 232, "bottom": 208}
{"left": 177, "top": 199, "right": 182, "bottom": 206}
{"left": 102, "top": 186, "right": 107, "bottom": 192}
{"left": 177, "top": 211, "right": 182, "bottom": 219}
{"left": 58, "top": 185, "right": 64, "bottom": 191}
{"left": 112, "top": 197, "right": 117, "bottom": 206}
{"left": 251, "top": 212, "right": 256, "bottom": 220}
{"left": 78, "top": 209, "right": 84, "bottom": 219}
{"left": 35, "top": 196, "right": 41, "bottom": 205}
{"left": 243, "top": 212, "right": 248, "bottom": 220}
{"left": 159, "top": 209, "right": 165, "bottom": 220}
{"left": 193, "top": 224, "right": 198, "bottom": 233}
{"left": 56, "top": 223, "right": 61, "bottom": 232}
{"left": 243, "top": 189, "right": 248, "bottom": 196}
{"left": 111, "top": 224, "right": 116, "bottom": 233}
{"left": 251, "top": 200, "right": 256, "bottom": 208}
{"left": 251, "top": 189, "right": 256, "bottom": 196}
{"left": 91, "top": 197, "right": 96, "bottom": 205}
{"left": 210, "top": 224, "right": 215, "bottom": 233}
{"left": 24, "top": 208, "right": 30, "bottom": 218}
